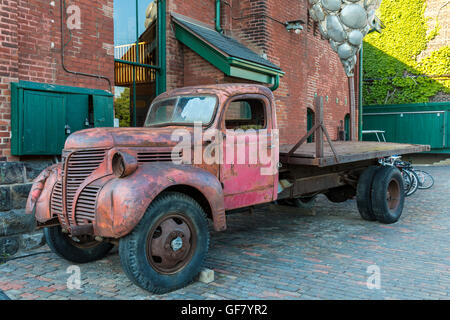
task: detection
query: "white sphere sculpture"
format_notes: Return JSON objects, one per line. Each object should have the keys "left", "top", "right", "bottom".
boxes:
{"left": 309, "top": 0, "right": 382, "bottom": 76}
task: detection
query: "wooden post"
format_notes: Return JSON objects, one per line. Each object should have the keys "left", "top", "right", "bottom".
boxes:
{"left": 315, "top": 96, "right": 324, "bottom": 159}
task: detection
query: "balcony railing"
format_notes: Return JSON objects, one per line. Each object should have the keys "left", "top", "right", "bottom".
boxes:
{"left": 114, "top": 42, "right": 156, "bottom": 86}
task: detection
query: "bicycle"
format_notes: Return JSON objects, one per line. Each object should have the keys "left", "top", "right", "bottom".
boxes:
{"left": 380, "top": 155, "right": 434, "bottom": 196}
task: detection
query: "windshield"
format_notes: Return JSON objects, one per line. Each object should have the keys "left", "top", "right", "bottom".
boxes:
{"left": 144, "top": 96, "right": 217, "bottom": 127}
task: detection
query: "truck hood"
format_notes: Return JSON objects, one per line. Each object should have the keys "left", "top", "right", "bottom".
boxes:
{"left": 65, "top": 127, "right": 193, "bottom": 149}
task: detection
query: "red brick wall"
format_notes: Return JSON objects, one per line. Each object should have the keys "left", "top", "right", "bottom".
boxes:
{"left": 0, "top": 0, "right": 114, "bottom": 161}
{"left": 0, "top": 0, "right": 19, "bottom": 161}
{"left": 166, "top": 0, "right": 358, "bottom": 145}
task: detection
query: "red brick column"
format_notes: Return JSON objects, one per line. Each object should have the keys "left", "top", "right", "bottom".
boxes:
{"left": 0, "top": 0, "right": 19, "bottom": 161}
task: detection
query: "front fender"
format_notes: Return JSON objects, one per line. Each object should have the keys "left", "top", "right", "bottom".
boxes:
{"left": 25, "top": 164, "right": 61, "bottom": 223}
{"left": 95, "top": 163, "right": 226, "bottom": 238}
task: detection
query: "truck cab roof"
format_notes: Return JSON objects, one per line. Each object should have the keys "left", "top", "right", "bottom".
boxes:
{"left": 154, "top": 83, "right": 275, "bottom": 103}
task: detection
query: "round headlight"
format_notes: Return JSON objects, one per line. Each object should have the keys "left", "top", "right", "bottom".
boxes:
{"left": 112, "top": 152, "right": 137, "bottom": 178}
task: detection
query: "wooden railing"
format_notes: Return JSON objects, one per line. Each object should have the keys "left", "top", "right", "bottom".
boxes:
{"left": 287, "top": 96, "right": 339, "bottom": 162}
{"left": 114, "top": 42, "right": 156, "bottom": 86}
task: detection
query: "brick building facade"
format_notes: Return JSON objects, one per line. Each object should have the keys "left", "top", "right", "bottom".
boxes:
{"left": 166, "top": 0, "right": 359, "bottom": 145}
{"left": 0, "top": 0, "right": 358, "bottom": 160}
{"left": 0, "top": 0, "right": 114, "bottom": 162}
{"left": 0, "top": 0, "right": 359, "bottom": 211}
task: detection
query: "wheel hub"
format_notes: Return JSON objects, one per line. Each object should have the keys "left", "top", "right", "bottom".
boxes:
{"left": 171, "top": 236, "right": 183, "bottom": 252}
{"left": 146, "top": 214, "right": 196, "bottom": 274}
{"left": 387, "top": 179, "right": 400, "bottom": 210}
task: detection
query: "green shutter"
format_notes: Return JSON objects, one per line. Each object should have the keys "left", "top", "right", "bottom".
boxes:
{"left": 93, "top": 95, "right": 114, "bottom": 127}
{"left": 11, "top": 81, "right": 114, "bottom": 156}
{"left": 66, "top": 94, "right": 90, "bottom": 133}
{"left": 22, "top": 90, "right": 66, "bottom": 155}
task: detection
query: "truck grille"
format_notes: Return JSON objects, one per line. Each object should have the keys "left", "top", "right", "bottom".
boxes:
{"left": 51, "top": 149, "right": 106, "bottom": 228}
{"left": 75, "top": 186, "right": 102, "bottom": 224}
{"left": 66, "top": 150, "right": 106, "bottom": 225}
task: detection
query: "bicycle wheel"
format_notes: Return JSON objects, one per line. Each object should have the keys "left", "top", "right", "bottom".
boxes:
{"left": 415, "top": 170, "right": 434, "bottom": 189}
{"left": 401, "top": 170, "right": 412, "bottom": 195}
{"left": 404, "top": 169, "right": 419, "bottom": 197}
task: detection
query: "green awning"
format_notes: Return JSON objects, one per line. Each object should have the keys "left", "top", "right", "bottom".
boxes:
{"left": 172, "top": 13, "right": 284, "bottom": 86}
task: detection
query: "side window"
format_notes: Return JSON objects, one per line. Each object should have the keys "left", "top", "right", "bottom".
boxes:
{"left": 225, "top": 99, "right": 266, "bottom": 130}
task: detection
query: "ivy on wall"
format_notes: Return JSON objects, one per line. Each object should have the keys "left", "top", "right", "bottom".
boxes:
{"left": 363, "top": 0, "right": 450, "bottom": 105}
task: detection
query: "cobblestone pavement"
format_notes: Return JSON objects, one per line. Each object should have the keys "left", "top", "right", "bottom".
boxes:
{"left": 0, "top": 166, "right": 449, "bottom": 300}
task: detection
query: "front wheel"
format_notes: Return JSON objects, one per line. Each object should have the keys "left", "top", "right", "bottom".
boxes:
{"left": 119, "top": 192, "right": 209, "bottom": 294}
{"left": 44, "top": 226, "right": 114, "bottom": 264}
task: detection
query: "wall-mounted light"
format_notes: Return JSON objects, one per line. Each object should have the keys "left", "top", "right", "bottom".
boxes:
{"left": 285, "top": 20, "right": 305, "bottom": 34}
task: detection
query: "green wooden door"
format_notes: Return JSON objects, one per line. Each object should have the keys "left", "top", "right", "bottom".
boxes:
{"left": 23, "top": 91, "right": 66, "bottom": 155}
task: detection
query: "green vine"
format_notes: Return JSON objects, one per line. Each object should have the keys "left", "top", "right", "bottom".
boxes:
{"left": 363, "top": 0, "right": 449, "bottom": 105}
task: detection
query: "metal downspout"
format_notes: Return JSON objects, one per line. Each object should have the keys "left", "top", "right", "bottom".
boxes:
{"left": 270, "top": 75, "right": 280, "bottom": 91}
{"left": 157, "top": 0, "right": 167, "bottom": 95}
{"left": 132, "top": 0, "right": 139, "bottom": 127}
{"left": 359, "top": 46, "right": 364, "bottom": 141}
{"left": 216, "top": 0, "right": 223, "bottom": 33}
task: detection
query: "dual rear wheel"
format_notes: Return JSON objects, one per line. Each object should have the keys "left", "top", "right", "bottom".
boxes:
{"left": 357, "top": 166, "right": 405, "bottom": 224}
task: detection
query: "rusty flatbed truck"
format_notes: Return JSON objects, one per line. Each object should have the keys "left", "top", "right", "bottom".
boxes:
{"left": 26, "top": 84, "right": 429, "bottom": 293}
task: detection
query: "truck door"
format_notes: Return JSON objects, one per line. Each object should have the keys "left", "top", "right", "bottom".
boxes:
{"left": 220, "top": 95, "right": 278, "bottom": 210}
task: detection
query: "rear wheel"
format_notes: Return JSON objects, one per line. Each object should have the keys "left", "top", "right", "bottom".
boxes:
{"left": 356, "top": 166, "right": 380, "bottom": 221}
{"left": 119, "top": 192, "right": 209, "bottom": 294}
{"left": 371, "top": 166, "right": 405, "bottom": 224}
{"left": 44, "top": 226, "right": 114, "bottom": 264}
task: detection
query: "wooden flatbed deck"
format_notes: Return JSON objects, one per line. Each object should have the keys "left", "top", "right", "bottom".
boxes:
{"left": 280, "top": 141, "right": 430, "bottom": 167}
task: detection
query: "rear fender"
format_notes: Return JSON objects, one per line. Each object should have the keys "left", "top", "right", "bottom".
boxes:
{"left": 95, "top": 163, "right": 226, "bottom": 238}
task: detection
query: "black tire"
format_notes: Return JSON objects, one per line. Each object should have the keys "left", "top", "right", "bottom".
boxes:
{"left": 119, "top": 192, "right": 209, "bottom": 294}
{"left": 44, "top": 226, "right": 114, "bottom": 264}
{"left": 356, "top": 166, "right": 380, "bottom": 221}
{"left": 325, "top": 186, "right": 356, "bottom": 203}
{"left": 371, "top": 166, "right": 405, "bottom": 224}
{"left": 292, "top": 196, "right": 317, "bottom": 209}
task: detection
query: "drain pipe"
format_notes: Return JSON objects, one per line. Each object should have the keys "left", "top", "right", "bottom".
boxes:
{"left": 60, "top": 0, "right": 112, "bottom": 92}
{"left": 359, "top": 47, "right": 364, "bottom": 141}
{"left": 215, "top": 0, "right": 223, "bottom": 33}
{"left": 270, "top": 75, "right": 280, "bottom": 91}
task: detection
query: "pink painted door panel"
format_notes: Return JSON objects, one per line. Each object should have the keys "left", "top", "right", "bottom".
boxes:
{"left": 219, "top": 96, "right": 278, "bottom": 210}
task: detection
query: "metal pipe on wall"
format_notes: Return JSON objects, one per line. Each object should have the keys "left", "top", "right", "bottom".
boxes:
{"left": 359, "top": 47, "right": 363, "bottom": 141}
{"left": 216, "top": 0, "right": 223, "bottom": 33}
{"left": 60, "top": 0, "right": 112, "bottom": 93}
{"left": 349, "top": 76, "right": 357, "bottom": 141}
